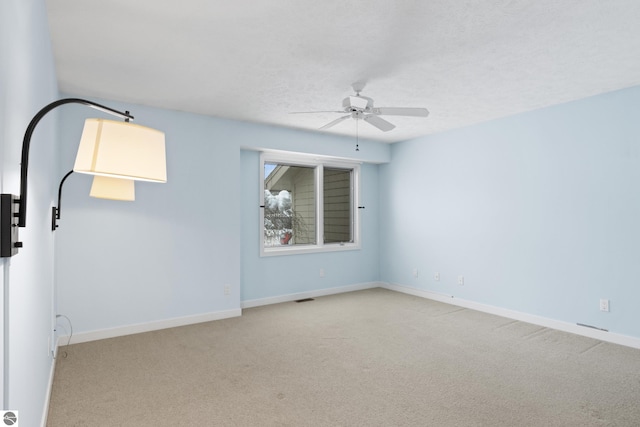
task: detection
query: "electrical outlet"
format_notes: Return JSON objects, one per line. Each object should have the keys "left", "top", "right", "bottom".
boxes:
{"left": 599, "top": 299, "right": 609, "bottom": 312}
{"left": 320, "top": 268, "right": 325, "bottom": 278}
{"left": 434, "top": 272, "right": 440, "bottom": 281}
{"left": 458, "top": 275, "right": 464, "bottom": 286}
{"left": 412, "top": 268, "right": 418, "bottom": 278}
{"left": 224, "top": 284, "right": 231, "bottom": 295}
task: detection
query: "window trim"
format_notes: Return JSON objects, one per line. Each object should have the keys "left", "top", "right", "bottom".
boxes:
{"left": 260, "top": 151, "right": 361, "bottom": 257}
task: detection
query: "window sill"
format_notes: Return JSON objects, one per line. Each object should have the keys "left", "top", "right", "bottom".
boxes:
{"left": 260, "top": 242, "right": 361, "bottom": 257}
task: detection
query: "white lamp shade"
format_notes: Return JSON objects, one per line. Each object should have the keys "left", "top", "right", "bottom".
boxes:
{"left": 74, "top": 118, "right": 167, "bottom": 183}
{"left": 90, "top": 176, "right": 135, "bottom": 201}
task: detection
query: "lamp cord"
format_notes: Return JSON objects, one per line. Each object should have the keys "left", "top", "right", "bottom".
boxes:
{"left": 54, "top": 314, "right": 73, "bottom": 359}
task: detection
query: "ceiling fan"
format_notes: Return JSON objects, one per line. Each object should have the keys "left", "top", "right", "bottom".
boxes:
{"left": 291, "top": 82, "right": 429, "bottom": 132}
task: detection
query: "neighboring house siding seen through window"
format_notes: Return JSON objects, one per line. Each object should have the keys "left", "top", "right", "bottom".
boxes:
{"left": 261, "top": 152, "right": 361, "bottom": 256}
{"left": 324, "top": 168, "right": 352, "bottom": 244}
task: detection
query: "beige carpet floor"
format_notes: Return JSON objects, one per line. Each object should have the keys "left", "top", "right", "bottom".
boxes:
{"left": 47, "top": 288, "right": 640, "bottom": 426}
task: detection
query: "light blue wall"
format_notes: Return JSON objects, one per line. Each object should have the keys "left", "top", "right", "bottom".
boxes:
{"left": 56, "top": 105, "right": 243, "bottom": 332}
{"left": 240, "top": 150, "right": 380, "bottom": 301}
{"left": 55, "top": 99, "right": 388, "bottom": 334}
{"left": 56, "top": 86, "right": 640, "bottom": 342}
{"left": 1, "top": 0, "right": 59, "bottom": 423}
{"left": 380, "top": 85, "right": 640, "bottom": 338}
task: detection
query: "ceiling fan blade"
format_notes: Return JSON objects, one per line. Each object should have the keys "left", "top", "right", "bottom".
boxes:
{"left": 289, "top": 110, "right": 345, "bottom": 114}
{"left": 373, "top": 107, "right": 429, "bottom": 117}
{"left": 319, "top": 115, "right": 351, "bottom": 130}
{"left": 363, "top": 114, "right": 395, "bottom": 132}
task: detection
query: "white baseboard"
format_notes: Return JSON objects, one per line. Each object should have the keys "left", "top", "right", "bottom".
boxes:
{"left": 41, "top": 355, "right": 57, "bottom": 427}
{"left": 58, "top": 308, "right": 242, "bottom": 346}
{"left": 57, "top": 283, "right": 380, "bottom": 345}
{"left": 241, "top": 282, "right": 380, "bottom": 309}
{"left": 381, "top": 282, "right": 640, "bottom": 350}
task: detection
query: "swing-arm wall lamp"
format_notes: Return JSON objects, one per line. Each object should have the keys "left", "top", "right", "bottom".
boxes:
{"left": 1, "top": 98, "right": 166, "bottom": 257}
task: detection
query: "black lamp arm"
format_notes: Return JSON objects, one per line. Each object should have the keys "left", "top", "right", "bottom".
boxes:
{"left": 18, "top": 98, "right": 134, "bottom": 228}
{"left": 51, "top": 170, "right": 74, "bottom": 231}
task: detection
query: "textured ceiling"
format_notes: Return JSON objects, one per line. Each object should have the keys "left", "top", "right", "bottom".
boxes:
{"left": 45, "top": 0, "right": 640, "bottom": 143}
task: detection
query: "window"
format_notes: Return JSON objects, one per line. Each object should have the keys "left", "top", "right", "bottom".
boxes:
{"left": 261, "top": 152, "right": 360, "bottom": 256}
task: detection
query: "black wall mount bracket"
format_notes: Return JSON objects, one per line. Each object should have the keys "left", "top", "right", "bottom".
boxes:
{"left": 1, "top": 194, "right": 22, "bottom": 257}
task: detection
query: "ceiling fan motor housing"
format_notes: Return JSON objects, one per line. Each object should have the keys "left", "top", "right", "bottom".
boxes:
{"left": 343, "top": 95, "right": 373, "bottom": 112}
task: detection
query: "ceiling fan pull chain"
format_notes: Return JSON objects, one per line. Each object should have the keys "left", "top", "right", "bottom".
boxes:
{"left": 355, "top": 118, "right": 360, "bottom": 151}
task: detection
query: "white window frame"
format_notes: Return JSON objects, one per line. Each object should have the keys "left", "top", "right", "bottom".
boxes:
{"left": 260, "top": 151, "right": 361, "bottom": 257}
